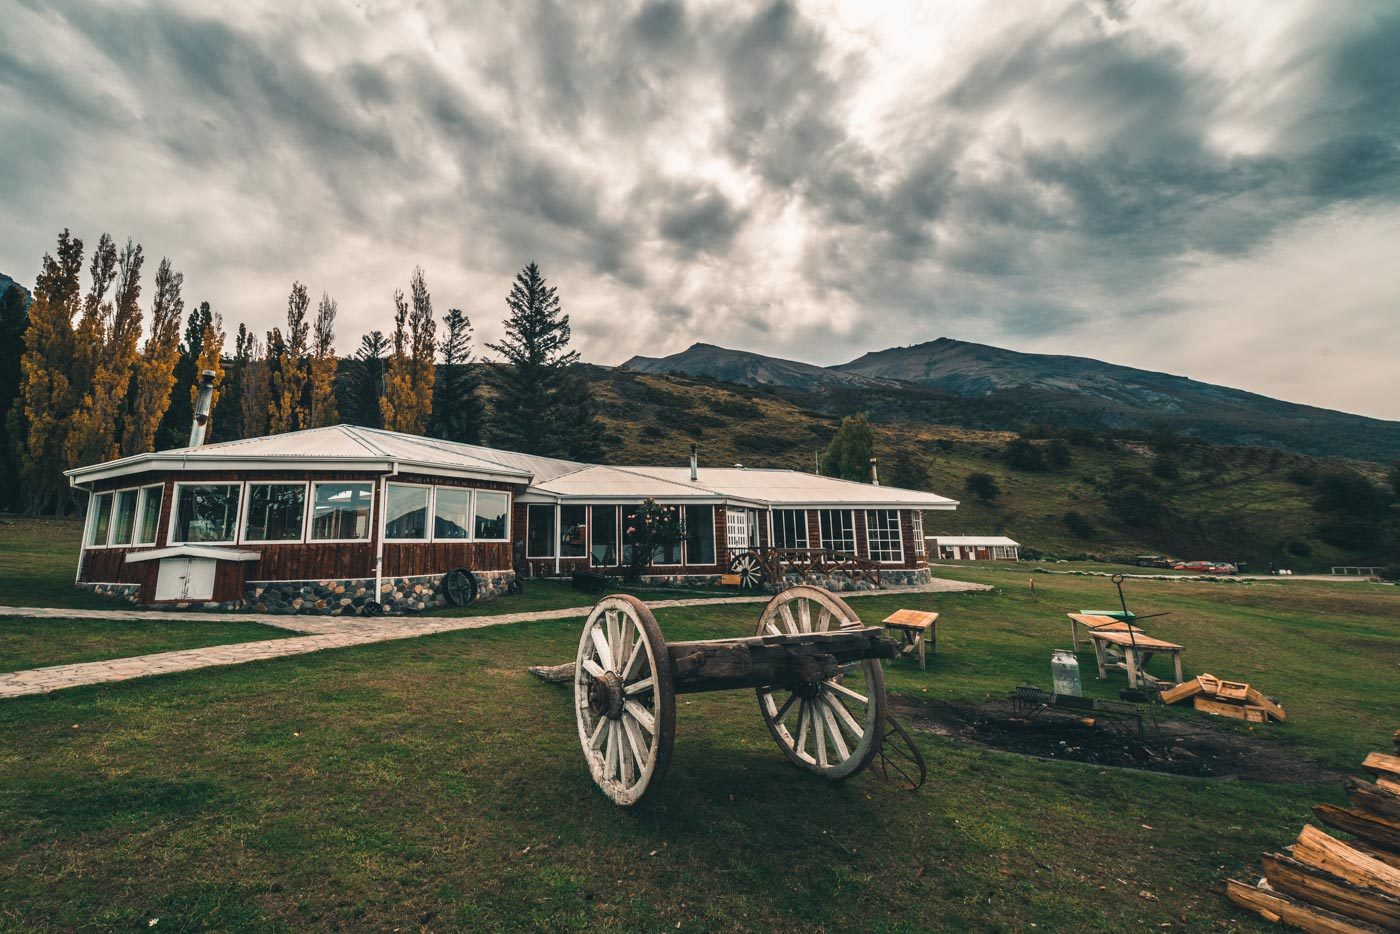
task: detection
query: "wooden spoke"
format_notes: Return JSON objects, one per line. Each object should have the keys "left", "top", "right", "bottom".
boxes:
{"left": 813, "top": 699, "right": 828, "bottom": 766}
{"left": 772, "top": 690, "right": 799, "bottom": 724}
{"left": 823, "top": 690, "right": 865, "bottom": 740}
{"left": 796, "top": 699, "right": 812, "bottom": 760}
{"left": 623, "top": 714, "right": 648, "bottom": 771}
{"left": 797, "top": 599, "right": 812, "bottom": 633}
{"left": 764, "top": 621, "right": 782, "bottom": 636}
{"left": 590, "top": 627, "right": 614, "bottom": 671}
{"left": 624, "top": 676, "right": 655, "bottom": 696}
{"left": 816, "top": 608, "right": 833, "bottom": 632}
{"left": 778, "top": 604, "right": 798, "bottom": 635}
{"left": 589, "top": 716, "right": 609, "bottom": 750}
{"left": 819, "top": 698, "right": 850, "bottom": 760}
{"left": 624, "top": 699, "right": 655, "bottom": 734}
{"left": 622, "top": 639, "right": 645, "bottom": 681}
{"left": 581, "top": 658, "right": 607, "bottom": 681}
{"left": 605, "top": 610, "right": 621, "bottom": 663}
{"left": 826, "top": 679, "right": 869, "bottom": 707}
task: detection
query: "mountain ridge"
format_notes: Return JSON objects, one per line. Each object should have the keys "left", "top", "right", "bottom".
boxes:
{"left": 620, "top": 338, "right": 1400, "bottom": 460}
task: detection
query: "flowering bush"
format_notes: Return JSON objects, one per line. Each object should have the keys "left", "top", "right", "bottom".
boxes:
{"left": 623, "top": 498, "right": 685, "bottom": 582}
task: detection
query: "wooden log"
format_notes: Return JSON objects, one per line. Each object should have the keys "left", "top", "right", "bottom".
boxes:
{"left": 1158, "top": 676, "right": 1203, "bottom": 705}
{"left": 667, "top": 630, "right": 895, "bottom": 695}
{"left": 1352, "top": 841, "right": 1400, "bottom": 872}
{"left": 1194, "top": 695, "right": 1250, "bottom": 720}
{"left": 1314, "top": 803, "right": 1400, "bottom": 853}
{"left": 528, "top": 663, "right": 575, "bottom": 684}
{"left": 1345, "top": 779, "right": 1400, "bottom": 825}
{"left": 1377, "top": 776, "right": 1400, "bottom": 797}
{"left": 1261, "top": 852, "right": 1400, "bottom": 929}
{"left": 1291, "top": 825, "right": 1400, "bottom": 897}
{"left": 1226, "top": 879, "right": 1386, "bottom": 933}
{"left": 1362, "top": 752, "right": 1400, "bottom": 782}
{"left": 1245, "top": 686, "right": 1287, "bottom": 721}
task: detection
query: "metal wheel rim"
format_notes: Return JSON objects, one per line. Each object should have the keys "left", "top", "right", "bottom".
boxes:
{"left": 753, "top": 586, "right": 885, "bottom": 780}
{"left": 444, "top": 568, "right": 477, "bottom": 607}
{"left": 574, "top": 595, "right": 675, "bottom": 805}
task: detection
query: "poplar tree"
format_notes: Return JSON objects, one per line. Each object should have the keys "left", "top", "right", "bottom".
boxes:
{"left": 0, "top": 281, "right": 28, "bottom": 510}
{"left": 124, "top": 257, "right": 184, "bottom": 454}
{"left": 381, "top": 268, "right": 436, "bottom": 433}
{"left": 429, "top": 307, "right": 482, "bottom": 444}
{"left": 486, "top": 262, "right": 601, "bottom": 457}
{"left": 67, "top": 238, "right": 143, "bottom": 470}
{"left": 14, "top": 229, "right": 83, "bottom": 513}
{"left": 307, "top": 292, "right": 339, "bottom": 428}
{"left": 192, "top": 312, "right": 226, "bottom": 429}
{"left": 267, "top": 281, "right": 310, "bottom": 434}
{"left": 380, "top": 289, "right": 415, "bottom": 431}
{"left": 238, "top": 332, "right": 272, "bottom": 439}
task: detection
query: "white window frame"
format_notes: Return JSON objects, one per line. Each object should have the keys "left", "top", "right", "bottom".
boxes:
{"left": 590, "top": 505, "right": 621, "bottom": 567}
{"left": 558, "top": 504, "right": 589, "bottom": 559}
{"left": 135, "top": 484, "right": 164, "bottom": 546}
{"left": 471, "top": 489, "right": 512, "bottom": 543}
{"left": 240, "top": 481, "right": 310, "bottom": 545}
{"left": 431, "top": 486, "right": 475, "bottom": 542}
{"left": 817, "top": 509, "right": 856, "bottom": 555}
{"left": 682, "top": 504, "right": 716, "bottom": 566}
{"left": 85, "top": 492, "right": 114, "bottom": 548}
{"left": 526, "top": 503, "right": 557, "bottom": 559}
{"left": 772, "top": 509, "right": 809, "bottom": 550}
{"left": 108, "top": 488, "right": 139, "bottom": 547}
{"left": 643, "top": 503, "right": 683, "bottom": 567}
{"left": 307, "top": 481, "right": 376, "bottom": 544}
{"left": 169, "top": 482, "right": 244, "bottom": 546}
{"left": 725, "top": 507, "right": 752, "bottom": 551}
{"left": 911, "top": 511, "right": 926, "bottom": 556}
{"left": 865, "top": 509, "right": 904, "bottom": 564}
{"left": 383, "top": 481, "right": 433, "bottom": 543}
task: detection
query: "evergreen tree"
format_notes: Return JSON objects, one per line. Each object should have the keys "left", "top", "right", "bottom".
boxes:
{"left": 267, "top": 282, "right": 310, "bottom": 434}
{"left": 158, "top": 301, "right": 211, "bottom": 448}
{"left": 307, "top": 292, "right": 339, "bottom": 428}
{"left": 429, "top": 307, "right": 483, "bottom": 444}
{"left": 486, "top": 262, "right": 600, "bottom": 457}
{"left": 0, "top": 281, "right": 30, "bottom": 510}
{"left": 556, "top": 368, "right": 605, "bottom": 462}
{"left": 214, "top": 323, "right": 253, "bottom": 442}
{"left": 820, "top": 414, "right": 876, "bottom": 482}
{"left": 346, "top": 331, "right": 388, "bottom": 427}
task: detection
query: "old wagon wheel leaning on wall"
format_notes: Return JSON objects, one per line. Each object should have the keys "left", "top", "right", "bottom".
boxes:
{"left": 443, "top": 567, "right": 478, "bottom": 607}
{"left": 728, "top": 551, "right": 768, "bottom": 588}
{"left": 573, "top": 594, "right": 676, "bottom": 805}
{"left": 754, "top": 585, "right": 887, "bottom": 780}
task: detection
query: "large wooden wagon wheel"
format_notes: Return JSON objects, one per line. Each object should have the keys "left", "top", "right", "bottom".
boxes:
{"left": 443, "top": 567, "right": 478, "bottom": 607}
{"left": 729, "top": 551, "right": 767, "bottom": 589}
{"left": 754, "top": 586, "right": 886, "bottom": 780}
{"left": 574, "top": 595, "right": 676, "bottom": 805}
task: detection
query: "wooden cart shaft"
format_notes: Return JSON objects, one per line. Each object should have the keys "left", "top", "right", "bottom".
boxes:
{"left": 665, "top": 626, "right": 896, "bottom": 695}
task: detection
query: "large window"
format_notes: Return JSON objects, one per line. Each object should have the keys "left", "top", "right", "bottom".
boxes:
{"left": 110, "top": 489, "right": 138, "bottom": 546}
{"left": 244, "top": 483, "right": 306, "bottom": 542}
{"left": 819, "top": 509, "right": 856, "bottom": 554}
{"left": 310, "top": 483, "right": 372, "bottom": 541}
{"left": 527, "top": 504, "right": 555, "bottom": 558}
{"left": 772, "top": 509, "right": 808, "bottom": 549}
{"left": 136, "top": 485, "right": 163, "bottom": 545}
{"left": 474, "top": 491, "right": 509, "bottom": 540}
{"left": 591, "top": 505, "right": 619, "bottom": 566}
{"left": 646, "top": 504, "right": 682, "bottom": 565}
{"left": 88, "top": 493, "right": 113, "bottom": 546}
{"left": 434, "top": 488, "right": 472, "bottom": 539}
{"left": 384, "top": 484, "right": 430, "bottom": 540}
{"left": 866, "top": 509, "right": 903, "bottom": 563}
{"left": 684, "top": 505, "right": 715, "bottom": 565}
{"left": 560, "top": 505, "right": 587, "bottom": 558}
{"left": 173, "top": 484, "right": 242, "bottom": 544}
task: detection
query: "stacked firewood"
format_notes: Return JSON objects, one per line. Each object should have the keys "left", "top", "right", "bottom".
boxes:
{"left": 1228, "top": 730, "right": 1400, "bottom": 931}
{"left": 1160, "top": 672, "right": 1286, "bottom": 723}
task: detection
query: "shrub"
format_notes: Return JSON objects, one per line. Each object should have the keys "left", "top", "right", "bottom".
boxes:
{"left": 1062, "top": 511, "right": 1095, "bottom": 539}
{"left": 1380, "top": 565, "right": 1400, "bottom": 582}
{"left": 1044, "top": 440, "right": 1072, "bottom": 470}
{"left": 1003, "top": 438, "right": 1046, "bottom": 471}
{"left": 1287, "top": 467, "right": 1317, "bottom": 486}
{"left": 965, "top": 472, "right": 1001, "bottom": 503}
{"left": 1151, "top": 457, "right": 1181, "bottom": 481}
{"left": 1287, "top": 539, "right": 1313, "bottom": 557}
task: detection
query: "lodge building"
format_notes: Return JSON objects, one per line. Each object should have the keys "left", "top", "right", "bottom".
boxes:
{"left": 66, "top": 424, "right": 958, "bottom": 614}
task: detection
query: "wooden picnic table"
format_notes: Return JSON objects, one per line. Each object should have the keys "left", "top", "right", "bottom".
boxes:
{"left": 883, "top": 609, "right": 940, "bottom": 670}
{"left": 1085, "top": 627, "right": 1184, "bottom": 689}
{"left": 1067, "top": 613, "right": 1144, "bottom": 653}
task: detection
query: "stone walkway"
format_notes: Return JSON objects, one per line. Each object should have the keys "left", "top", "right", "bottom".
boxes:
{"left": 0, "top": 578, "right": 989, "bottom": 699}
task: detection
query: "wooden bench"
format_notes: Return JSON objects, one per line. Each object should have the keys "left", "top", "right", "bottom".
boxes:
{"left": 1085, "top": 627, "right": 1184, "bottom": 689}
{"left": 882, "top": 609, "right": 940, "bottom": 670}
{"left": 1067, "top": 613, "right": 1145, "bottom": 653}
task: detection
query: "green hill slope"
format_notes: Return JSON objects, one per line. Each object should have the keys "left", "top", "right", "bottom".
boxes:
{"left": 582, "top": 366, "right": 1398, "bottom": 571}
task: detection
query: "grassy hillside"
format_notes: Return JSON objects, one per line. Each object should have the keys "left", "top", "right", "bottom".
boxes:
{"left": 583, "top": 367, "right": 1398, "bottom": 571}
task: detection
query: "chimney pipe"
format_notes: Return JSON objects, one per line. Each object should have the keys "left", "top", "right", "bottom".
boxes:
{"left": 869, "top": 456, "right": 880, "bottom": 486}
{"left": 189, "top": 369, "right": 216, "bottom": 447}
{"left": 689, "top": 443, "right": 699, "bottom": 482}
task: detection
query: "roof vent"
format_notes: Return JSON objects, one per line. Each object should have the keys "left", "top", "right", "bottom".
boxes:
{"left": 689, "top": 443, "right": 699, "bottom": 482}
{"left": 869, "top": 456, "right": 880, "bottom": 486}
{"left": 189, "top": 369, "right": 216, "bottom": 447}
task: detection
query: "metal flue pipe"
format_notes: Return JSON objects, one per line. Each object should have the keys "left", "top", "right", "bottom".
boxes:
{"left": 188, "top": 369, "right": 216, "bottom": 447}
{"left": 869, "top": 456, "right": 880, "bottom": 486}
{"left": 689, "top": 442, "right": 699, "bottom": 482}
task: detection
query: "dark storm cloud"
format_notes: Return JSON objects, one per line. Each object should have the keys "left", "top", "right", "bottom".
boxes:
{"left": 1, "top": 0, "right": 1397, "bottom": 417}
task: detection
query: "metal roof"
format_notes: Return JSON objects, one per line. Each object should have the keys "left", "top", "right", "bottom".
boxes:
{"left": 930, "top": 536, "right": 1019, "bottom": 546}
{"left": 66, "top": 426, "right": 958, "bottom": 509}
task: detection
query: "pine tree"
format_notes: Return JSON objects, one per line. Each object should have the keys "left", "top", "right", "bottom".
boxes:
{"left": 14, "top": 229, "right": 83, "bottom": 513}
{"left": 556, "top": 368, "right": 605, "bottom": 461}
{"left": 158, "top": 301, "right": 211, "bottom": 448}
{"left": 820, "top": 414, "right": 876, "bottom": 482}
{"left": 0, "top": 280, "right": 30, "bottom": 510}
{"left": 429, "top": 307, "right": 483, "bottom": 444}
{"left": 307, "top": 292, "right": 339, "bottom": 428}
{"left": 486, "top": 262, "right": 599, "bottom": 457}
{"left": 267, "top": 282, "right": 310, "bottom": 434}
{"left": 347, "top": 331, "right": 388, "bottom": 427}
{"left": 124, "top": 257, "right": 184, "bottom": 454}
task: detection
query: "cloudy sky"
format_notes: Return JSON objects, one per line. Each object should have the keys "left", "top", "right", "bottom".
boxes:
{"left": 2, "top": 0, "right": 1397, "bottom": 418}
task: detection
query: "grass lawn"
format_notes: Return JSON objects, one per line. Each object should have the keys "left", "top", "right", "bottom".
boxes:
{"left": 0, "top": 522, "right": 1397, "bottom": 928}
{"left": 0, "top": 616, "right": 295, "bottom": 673}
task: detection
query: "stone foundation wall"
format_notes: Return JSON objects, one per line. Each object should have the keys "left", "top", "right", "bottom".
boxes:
{"left": 77, "top": 582, "right": 142, "bottom": 604}
{"left": 250, "top": 570, "right": 515, "bottom": 615}
{"left": 600, "top": 567, "right": 933, "bottom": 593}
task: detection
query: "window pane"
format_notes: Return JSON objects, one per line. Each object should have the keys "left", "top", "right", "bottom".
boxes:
{"left": 137, "top": 486, "right": 162, "bottom": 545}
{"left": 819, "top": 510, "right": 856, "bottom": 554}
{"left": 647, "top": 505, "right": 682, "bottom": 564}
{"left": 88, "top": 494, "right": 113, "bottom": 546}
{"left": 310, "top": 483, "right": 372, "bottom": 540}
{"left": 684, "top": 505, "right": 715, "bottom": 565}
{"left": 911, "top": 511, "right": 926, "bottom": 556}
{"left": 527, "top": 504, "right": 555, "bottom": 557}
{"left": 110, "top": 490, "right": 138, "bottom": 545}
{"left": 866, "top": 509, "right": 903, "bottom": 562}
{"left": 244, "top": 484, "right": 306, "bottom": 542}
{"left": 384, "top": 484, "right": 429, "bottom": 540}
{"left": 174, "top": 485, "right": 241, "bottom": 543}
{"left": 474, "top": 491, "right": 509, "bottom": 540}
{"left": 434, "top": 488, "right": 472, "bottom": 539}
{"left": 590, "top": 506, "right": 618, "bottom": 566}
{"left": 773, "top": 509, "right": 808, "bottom": 549}
{"left": 725, "top": 508, "right": 751, "bottom": 550}
{"left": 560, "top": 505, "right": 587, "bottom": 558}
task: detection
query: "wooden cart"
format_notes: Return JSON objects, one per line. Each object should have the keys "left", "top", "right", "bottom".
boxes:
{"left": 573, "top": 585, "right": 898, "bottom": 805}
